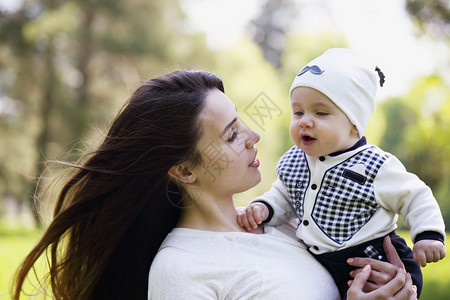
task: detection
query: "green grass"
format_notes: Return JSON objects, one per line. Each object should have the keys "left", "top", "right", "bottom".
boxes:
{"left": 1, "top": 226, "right": 449, "bottom": 299}
{"left": 0, "top": 226, "right": 42, "bottom": 299}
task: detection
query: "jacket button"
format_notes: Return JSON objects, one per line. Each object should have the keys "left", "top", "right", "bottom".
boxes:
{"left": 295, "top": 201, "right": 301, "bottom": 208}
{"left": 313, "top": 246, "right": 319, "bottom": 251}
{"left": 311, "top": 184, "right": 317, "bottom": 190}
{"left": 319, "top": 156, "right": 325, "bottom": 161}
{"left": 303, "top": 220, "right": 309, "bottom": 226}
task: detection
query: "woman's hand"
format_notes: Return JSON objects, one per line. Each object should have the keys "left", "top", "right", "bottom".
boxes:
{"left": 347, "top": 265, "right": 416, "bottom": 300}
{"left": 346, "top": 236, "right": 417, "bottom": 299}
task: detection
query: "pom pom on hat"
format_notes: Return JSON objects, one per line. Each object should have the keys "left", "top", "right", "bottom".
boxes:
{"left": 289, "top": 48, "right": 380, "bottom": 138}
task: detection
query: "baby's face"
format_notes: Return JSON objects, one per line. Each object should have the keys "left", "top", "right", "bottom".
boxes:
{"left": 289, "top": 87, "right": 359, "bottom": 157}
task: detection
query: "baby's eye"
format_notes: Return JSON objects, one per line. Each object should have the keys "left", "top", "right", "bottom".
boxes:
{"left": 316, "top": 111, "right": 329, "bottom": 116}
{"left": 294, "top": 111, "right": 304, "bottom": 116}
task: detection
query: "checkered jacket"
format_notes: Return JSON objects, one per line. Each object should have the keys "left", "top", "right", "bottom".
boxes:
{"left": 253, "top": 143, "right": 445, "bottom": 254}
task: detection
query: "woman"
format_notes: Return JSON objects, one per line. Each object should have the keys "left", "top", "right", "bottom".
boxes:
{"left": 14, "top": 70, "right": 415, "bottom": 299}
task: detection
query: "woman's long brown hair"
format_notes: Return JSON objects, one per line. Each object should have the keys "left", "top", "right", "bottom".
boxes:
{"left": 13, "top": 70, "right": 224, "bottom": 299}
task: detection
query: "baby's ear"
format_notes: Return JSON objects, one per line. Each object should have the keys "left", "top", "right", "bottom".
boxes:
{"left": 351, "top": 125, "right": 359, "bottom": 136}
{"left": 168, "top": 164, "right": 196, "bottom": 183}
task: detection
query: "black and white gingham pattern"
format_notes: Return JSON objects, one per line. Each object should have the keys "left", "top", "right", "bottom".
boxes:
{"left": 276, "top": 146, "right": 310, "bottom": 222}
{"left": 277, "top": 146, "right": 389, "bottom": 245}
{"left": 313, "top": 147, "right": 389, "bottom": 243}
{"left": 364, "top": 245, "right": 384, "bottom": 260}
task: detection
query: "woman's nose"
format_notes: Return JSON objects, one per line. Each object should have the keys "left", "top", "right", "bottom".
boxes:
{"left": 245, "top": 128, "right": 260, "bottom": 148}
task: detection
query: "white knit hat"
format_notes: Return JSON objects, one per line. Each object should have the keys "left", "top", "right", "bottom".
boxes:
{"left": 289, "top": 48, "right": 381, "bottom": 137}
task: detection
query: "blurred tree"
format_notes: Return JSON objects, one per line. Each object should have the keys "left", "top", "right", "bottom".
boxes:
{"left": 248, "top": 0, "right": 299, "bottom": 68}
{"left": 403, "top": 0, "right": 450, "bottom": 224}
{"left": 379, "top": 75, "right": 450, "bottom": 224}
{"left": 378, "top": 99, "right": 417, "bottom": 156}
{"left": 406, "top": 0, "right": 450, "bottom": 38}
{"left": 0, "top": 1, "right": 45, "bottom": 223}
{"left": 0, "top": 0, "right": 213, "bottom": 226}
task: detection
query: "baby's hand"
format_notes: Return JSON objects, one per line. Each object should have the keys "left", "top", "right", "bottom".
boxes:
{"left": 237, "top": 203, "right": 269, "bottom": 232}
{"left": 413, "top": 239, "right": 446, "bottom": 267}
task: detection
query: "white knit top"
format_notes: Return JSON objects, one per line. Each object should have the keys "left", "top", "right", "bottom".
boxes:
{"left": 148, "top": 225, "right": 339, "bottom": 299}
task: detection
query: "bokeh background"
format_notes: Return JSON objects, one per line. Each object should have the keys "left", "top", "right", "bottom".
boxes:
{"left": 1, "top": 0, "right": 449, "bottom": 298}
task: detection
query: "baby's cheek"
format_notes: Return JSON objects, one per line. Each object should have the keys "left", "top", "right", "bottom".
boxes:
{"left": 289, "top": 122, "right": 299, "bottom": 143}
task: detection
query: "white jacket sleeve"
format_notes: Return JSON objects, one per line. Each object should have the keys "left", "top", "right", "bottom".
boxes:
{"left": 251, "top": 177, "right": 297, "bottom": 225}
{"left": 374, "top": 155, "right": 445, "bottom": 242}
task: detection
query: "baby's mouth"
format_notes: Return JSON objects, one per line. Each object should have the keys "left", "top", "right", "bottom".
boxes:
{"left": 301, "top": 134, "right": 316, "bottom": 145}
{"left": 302, "top": 135, "right": 316, "bottom": 142}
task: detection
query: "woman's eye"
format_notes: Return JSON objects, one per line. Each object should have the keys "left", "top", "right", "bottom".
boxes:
{"left": 227, "top": 130, "right": 238, "bottom": 143}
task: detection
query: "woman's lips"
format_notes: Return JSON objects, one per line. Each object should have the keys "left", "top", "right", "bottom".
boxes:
{"left": 249, "top": 149, "right": 260, "bottom": 168}
{"left": 249, "top": 157, "right": 260, "bottom": 168}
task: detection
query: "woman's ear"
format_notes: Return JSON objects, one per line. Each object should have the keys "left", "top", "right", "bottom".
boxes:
{"left": 168, "top": 164, "right": 196, "bottom": 183}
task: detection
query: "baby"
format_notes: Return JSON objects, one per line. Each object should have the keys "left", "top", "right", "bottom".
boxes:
{"left": 237, "top": 48, "right": 445, "bottom": 298}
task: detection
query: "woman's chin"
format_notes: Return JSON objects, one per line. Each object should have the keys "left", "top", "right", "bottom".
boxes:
{"left": 247, "top": 171, "right": 262, "bottom": 190}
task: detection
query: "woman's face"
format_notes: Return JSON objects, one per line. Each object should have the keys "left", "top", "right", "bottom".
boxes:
{"left": 194, "top": 89, "right": 261, "bottom": 198}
